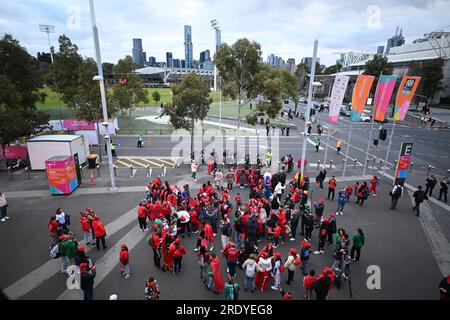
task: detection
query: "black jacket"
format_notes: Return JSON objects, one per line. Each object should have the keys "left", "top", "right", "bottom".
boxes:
{"left": 314, "top": 276, "right": 331, "bottom": 300}
{"left": 80, "top": 270, "right": 96, "bottom": 291}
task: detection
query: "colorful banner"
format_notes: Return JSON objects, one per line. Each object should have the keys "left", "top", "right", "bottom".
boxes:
{"left": 350, "top": 75, "right": 375, "bottom": 122}
{"left": 373, "top": 75, "right": 397, "bottom": 122}
{"left": 394, "top": 142, "right": 413, "bottom": 186}
{"left": 0, "top": 146, "right": 28, "bottom": 160}
{"left": 63, "top": 119, "right": 95, "bottom": 131}
{"left": 394, "top": 76, "right": 421, "bottom": 121}
{"left": 328, "top": 74, "right": 350, "bottom": 123}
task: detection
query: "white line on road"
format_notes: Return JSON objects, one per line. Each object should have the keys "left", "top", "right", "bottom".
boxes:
{"left": 407, "top": 191, "right": 450, "bottom": 277}
{"left": 3, "top": 205, "right": 140, "bottom": 300}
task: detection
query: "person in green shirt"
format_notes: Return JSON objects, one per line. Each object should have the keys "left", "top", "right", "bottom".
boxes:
{"left": 224, "top": 276, "right": 239, "bottom": 300}
{"left": 59, "top": 235, "right": 77, "bottom": 274}
{"left": 349, "top": 228, "right": 365, "bottom": 261}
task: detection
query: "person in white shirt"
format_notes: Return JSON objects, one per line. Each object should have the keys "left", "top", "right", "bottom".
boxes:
{"left": 274, "top": 182, "right": 285, "bottom": 201}
{"left": 242, "top": 254, "right": 257, "bottom": 292}
{"left": 0, "top": 192, "right": 9, "bottom": 222}
{"left": 271, "top": 253, "right": 282, "bottom": 291}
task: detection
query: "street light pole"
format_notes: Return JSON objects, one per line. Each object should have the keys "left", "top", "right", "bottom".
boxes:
{"left": 39, "top": 24, "right": 55, "bottom": 63}
{"left": 211, "top": 19, "right": 221, "bottom": 92}
{"left": 89, "top": 0, "right": 117, "bottom": 191}
{"left": 300, "top": 39, "right": 318, "bottom": 180}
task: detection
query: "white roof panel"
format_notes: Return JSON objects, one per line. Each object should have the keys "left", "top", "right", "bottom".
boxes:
{"left": 28, "top": 135, "right": 81, "bottom": 142}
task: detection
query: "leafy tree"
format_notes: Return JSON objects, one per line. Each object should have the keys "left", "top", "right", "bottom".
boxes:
{"left": 214, "top": 38, "right": 263, "bottom": 131}
{"left": 152, "top": 91, "right": 161, "bottom": 105}
{"left": 322, "top": 63, "right": 342, "bottom": 75}
{"left": 421, "top": 58, "right": 444, "bottom": 103}
{"left": 363, "top": 54, "right": 393, "bottom": 79}
{"left": 278, "top": 69, "right": 299, "bottom": 108}
{"left": 110, "top": 57, "right": 148, "bottom": 120}
{"left": 295, "top": 62, "right": 309, "bottom": 96}
{"left": 0, "top": 34, "right": 49, "bottom": 145}
{"left": 164, "top": 73, "right": 212, "bottom": 155}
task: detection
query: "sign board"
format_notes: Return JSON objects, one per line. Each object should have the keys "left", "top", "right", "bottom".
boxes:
{"left": 0, "top": 146, "right": 28, "bottom": 160}
{"left": 394, "top": 142, "right": 413, "bottom": 186}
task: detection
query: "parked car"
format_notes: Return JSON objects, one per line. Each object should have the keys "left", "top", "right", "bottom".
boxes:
{"left": 360, "top": 113, "right": 371, "bottom": 122}
{"left": 339, "top": 107, "right": 351, "bottom": 117}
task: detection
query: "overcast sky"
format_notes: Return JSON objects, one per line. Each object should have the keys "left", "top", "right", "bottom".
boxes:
{"left": 1, "top": 0, "right": 449, "bottom": 66}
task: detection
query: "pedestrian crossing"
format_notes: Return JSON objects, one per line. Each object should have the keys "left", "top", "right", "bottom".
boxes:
{"left": 113, "top": 156, "right": 179, "bottom": 168}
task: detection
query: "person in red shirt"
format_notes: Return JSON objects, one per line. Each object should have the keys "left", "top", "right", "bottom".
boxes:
{"left": 303, "top": 269, "right": 316, "bottom": 300}
{"left": 169, "top": 238, "right": 186, "bottom": 275}
{"left": 80, "top": 215, "right": 93, "bottom": 245}
{"left": 370, "top": 176, "right": 379, "bottom": 196}
{"left": 48, "top": 216, "right": 59, "bottom": 247}
{"left": 137, "top": 203, "right": 148, "bottom": 232}
{"left": 280, "top": 288, "right": 293, "bottom": 300}
{"left": 150, "top": 201, "right": 162, "bottom": 221}
{"left": 203, "top": 222, "right": 215, "bottom": 251}
{"left": 345, "top": 185, "right": 353, "bottom": 201}
{"left": 327, "top": 176, "right": 337, "bottom": 201}
{"left": 92, "top": 216, "right": 107, "bottom": 250}
{"left": 189, "top": 208, "right": 200, "bottom": 234}
{"left": 223, "top": 242, "right": 239, "bottom": 278}
{"left": 119, "top": 244, "right": 130, "bottom": 279}
{"left": 148, "top": 225, "right": 162, "bottom": 268}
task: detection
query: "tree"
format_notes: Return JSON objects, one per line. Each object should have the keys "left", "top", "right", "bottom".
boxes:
{"left": 322, "top": 63, "right": 342, "bottom": 75}
{"left": 152, "top": 91, "right": 161, "bottom": 105}
{"left": 421, "top": 58, "right": 444, "bottom": 103}
{"left": 295, "top": 62, "right": 309, "bottom": 96}
{"left": 363, "top": 54, "right": 393, "bottom": 79}
{"left": 214, "top": 39, "right": 263, "bottom": 132}
{"left": 279, "top": 69, "right": 299, "bottom": 108}
{"left": 110, "top": 57, "right": 149, "bottom": 125}
{"left": 164, "top": 73, "right": 212, "bottom": 155}
{"left": 0, "top": 34, "right": 49, "bottom": 145}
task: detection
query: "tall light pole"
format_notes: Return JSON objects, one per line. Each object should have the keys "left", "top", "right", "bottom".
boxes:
{"left": 39, "top": 24, "right": 55, "bottom": 63}
{"left": 89, "top": 0, "right": 117, "bottom": 191}
{"left": 300, "top": 39, "right": 319, "bottom": 180}
{"left": 211, "top": 19, "right": 221, "bottom": 92}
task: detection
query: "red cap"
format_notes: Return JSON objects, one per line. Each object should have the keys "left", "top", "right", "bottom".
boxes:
{"left": 59, "top": 235, "right": 66, "bottom": 241}
{"left": 328, "top": 213, "right": 335, "bottom": 218}
{"left": 301, "top": 241, "right": 312, "bottom": 248}
{"left": 290, "top": 248, "right": 297, "bottom": 255}
{"left": 174, "top": 238, "right": 181, "bottom": 244}
{"left": 78, "top": 246, "right": 86, "bottom": 252}
{"left": 319, "top": 199, "right": 325, "bottom": 204}
{"left": 79, "top": 263, "right": 88, "bottom": 271}
{"left": 121, "top": 244, "right": 127, "bottom": 249}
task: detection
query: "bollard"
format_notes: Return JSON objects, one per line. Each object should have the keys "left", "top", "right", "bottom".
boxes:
{"left": 317, "top": 160, "right": 321, "bottom": 168}
{"left": 161, "top": 164, "right": 166, "bottom": 177}
{"left": 378, "top": 160, "right": 383, "bottom": 170}
{"left": 177, "top": 163, "right": 181, "bottom": 175}
{"left": 7, "top": 166, "right": 13, "bottom": 180}
{"left": 80, "top": 165, "right": 84, "bottom": 178}
{"left": 96, "top": 165, "right": 101, "bottom": 177}
{"left": 447, "top": 169, "right": 450, "bottom": 177}
{"left": 329, "top": 159, "right": 333, "bottom": 169}
{"left": 366, "top": 158, "right": 370, "bottom": 169}
{"left": 353, "top": 158, "right": 358, "bottom": 168}
{"left": 147, "top": 165, "right": 152, "bottom": 178}
{"left": 25, "top": 167, "right": 31, "bottom": 179}
{"left": 129, "top": 165, "right": 134, "bottom": 178}
{"left": 113, "top": 165, "right": 117, "bottom": 177}
{"left": 372, "top": 158, "right": 376, "bottom": 170}
{"left": 427, "top": 165, "right": 432, "bottom": 176}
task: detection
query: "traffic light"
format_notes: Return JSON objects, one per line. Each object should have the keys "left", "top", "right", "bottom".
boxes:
{"left": 373, "top": 139, "right": 379, "bottom": 146}
{"left": 379, "top": 128, "right": 387, "bottom": 141}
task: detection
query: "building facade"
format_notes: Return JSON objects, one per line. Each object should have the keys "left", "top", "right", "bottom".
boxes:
{"left": 132, "top": 38, "right": 144, "bottom": 65}
{"left": 184, "top": 25, "right": 193, "bottom": 69}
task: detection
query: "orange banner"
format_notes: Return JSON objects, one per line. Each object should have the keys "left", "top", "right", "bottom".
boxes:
{"left": 351, "top": 75, "right": 375, "bottom": 121}
{"left": 394, "top": 76, "right": 421, "bottom": 121}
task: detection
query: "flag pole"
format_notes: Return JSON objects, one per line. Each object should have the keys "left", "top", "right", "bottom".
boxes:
{"left": 383, "top": 118, "right": 396, "bottom": 175}
{"left": 342, "top": 121, "right": 353, "bottom": 177}
{"left": 323, "top": 68, "right": 339, "bottom": 168}
{"left": 363, "top": 71, "right": 382, "bottom": 177}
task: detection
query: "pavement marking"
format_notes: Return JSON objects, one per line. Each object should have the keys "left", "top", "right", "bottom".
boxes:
{"left": 407, "top": 191, "right": 450, "bottom": 277}
{"left": 307, "top": 138, "right": 324, "bottom": 150}
{"left": 2, "top": 205, "right": 140, "bottom": 300}
{"left": 113, "top": 157, "right": 178, "bottom": 168}
{"left": 125, "top": 158, "right": 155, "bottom": 168}
{"left": 115, "top": 159, "right": 132, "bottom": 168}
{"left": 57, "top": 224, "right": 146, "bottom": 300}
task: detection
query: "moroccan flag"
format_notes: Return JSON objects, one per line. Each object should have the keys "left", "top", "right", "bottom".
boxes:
{"left": 394, "top": 76, "right": 421, "bottom": 121}
{"left": 373, "top": 75, "right": 397, "bottom": 122}
{"left": 350, "top": 75, "right": 375, "bottom": 122}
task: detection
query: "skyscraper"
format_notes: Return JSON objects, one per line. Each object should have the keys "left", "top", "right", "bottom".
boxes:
{"left": 302, "top": 57, "right": 320, "bottom": 72}
{"left": 200, "top": 50, "right": 211, "bottom": 63}
{"left": 142, "top": 52, "right": 147, "bottom": 65}
{"left": 148, "top": 56, "right": 156, "bottom": 66}
{"left": 377, "top": 46, "right": 385, "bottom": 54}
{"left": 166, "top": 52, "right": 173, "bottom": 68}
{"left": 184, "top": 25, "right": 193, "bottom": 69}
{"left": 385, "top": 26, "right": 405, "bottom": 54}
{"left": 132, "top": 38, "right": 144, "bottom": 65}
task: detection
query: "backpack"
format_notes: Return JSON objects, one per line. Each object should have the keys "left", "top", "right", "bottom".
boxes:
{"left": 147, "top": 235, "right": 154, "bottom": 247}
{"left": 279, "top": 263, "right": 285, "bottom": 273}
{"left": 294, "top": 255, "right": 301, "bottom": 266}
{"left": 301, "top": 248, "right": 310, "bottom": 260}
{"left": 50, "top": 244, "right": 60, "bottom": 259}
{"left": 246, "top": 262, "right": 256, "bottom": 277}
{"left": 394, "top": 186, "right": 402, "bottom": 196}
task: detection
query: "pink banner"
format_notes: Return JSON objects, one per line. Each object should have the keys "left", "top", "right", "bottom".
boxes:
{"left": 63, "top": 119, "right": 95, "bottom": 131}
{"left": 373, "top": 75, "right": 397, "bottom": 122}
{"left": 0, "top": 146, "right": 28, "bottom": 160}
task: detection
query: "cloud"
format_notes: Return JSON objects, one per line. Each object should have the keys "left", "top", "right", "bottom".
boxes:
{"left": 0, "top": 0, "right": 449, "bottom": 66}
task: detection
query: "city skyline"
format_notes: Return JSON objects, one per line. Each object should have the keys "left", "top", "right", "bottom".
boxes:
{"left": 1, "top": 0, "right": 449, "bottom": 66}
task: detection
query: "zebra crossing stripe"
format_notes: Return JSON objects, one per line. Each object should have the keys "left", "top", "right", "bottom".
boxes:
{"left": 135, "top": 158, "right": 164, "bottom": 168}
{"left": 125, "top": 158, "right": 154, "bottom": 168}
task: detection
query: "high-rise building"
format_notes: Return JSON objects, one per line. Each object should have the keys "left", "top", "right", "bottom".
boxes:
{"left": 173, "top": 59, "right": 180, "bottom": 68}
{"left": 142, "top": 52, "right": 147, "bottom": 65}
{"left": 132, "top": 38, "right": 144, "bottom": 65}
{"left": 385, "top": 26, "right": 405, "bottom": 54}
{"left": 148, "top": 56, "right": 156, "bottom": 66}
{"left": 166, "top": 52, "right": 173, "bottom": 68}
{"left": 301, "top": 57, "right": 320, "bottom": 72}
{"left": 181, "top": 59, "right": 186, "bottom": 68}
{"left": 377, "top": 46, "right": 385, "bottom": 54}
{"left": 184, "top": 25, "right": 193, "bottom": 69}
{"left": 287, "top": 58, "right": 296, "bottom": 74}
{"left": 200, "top": 50, "right": 211, "bottom": 63}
